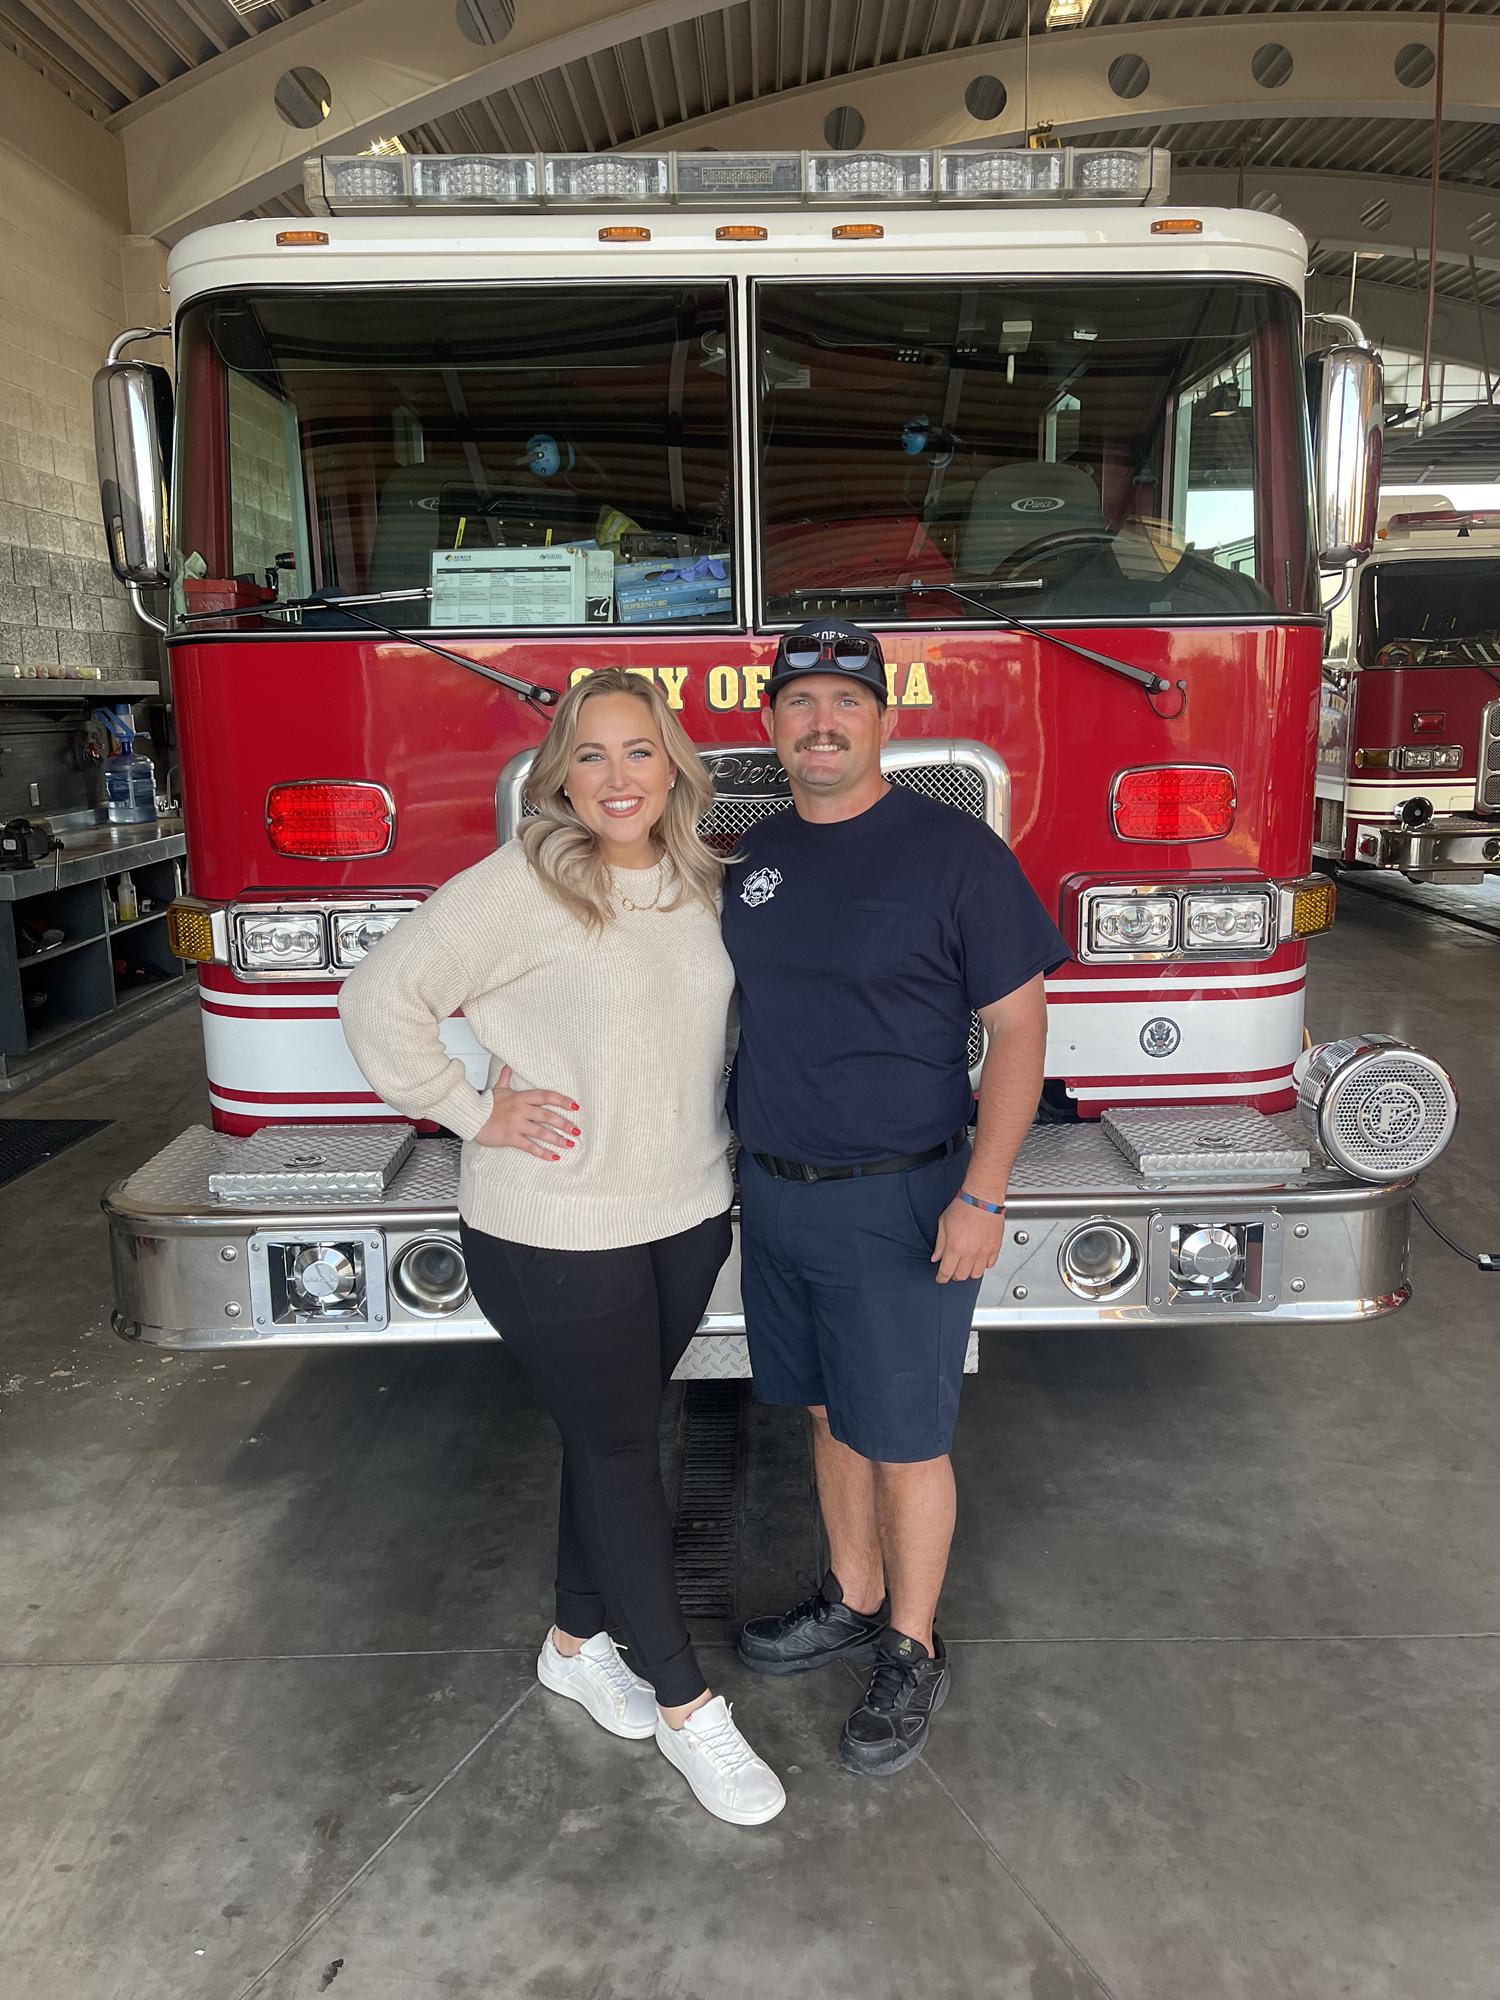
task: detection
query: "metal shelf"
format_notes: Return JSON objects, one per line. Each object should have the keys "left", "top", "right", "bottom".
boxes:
{"left": 0, "top": 680, "right": 160, "bottom": 703}
{"left": 105, "top": 909, "right": 171, "bottom": 938}
{"left": 17, "top": 933, "right": 107, "bottom": 967}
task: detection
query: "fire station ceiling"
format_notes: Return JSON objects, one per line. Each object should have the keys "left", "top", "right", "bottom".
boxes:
{"left": 4, "top": 0, "right": 1500, "bottom": 364}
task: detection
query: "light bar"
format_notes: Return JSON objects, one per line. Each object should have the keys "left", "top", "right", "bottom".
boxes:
{"left": 1381, "top": 508, "right": 1500, "bottom": 539}
{"left": 806, "top": 151, "right": 934, "bottom": 201}
{"left": 939, "top": 150, "right": 1064, "bottom": 200}
{"left": 544, "top": 153, "right": 670, "bottom": 202}
{"left": 674, "top": 153, "right": 804, "bottom": 200}
{"left": 303, "top": 146, "right": 1171, "bottom": 215}
{"left": 413, "top": 154, "right": 537, "bottom": 204}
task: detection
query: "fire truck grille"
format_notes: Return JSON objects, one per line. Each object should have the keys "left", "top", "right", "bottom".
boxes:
{"left": 695, "top": 759, "right": 989, "bottom": 851}
{"left": 1482, "top": 700, "right": 1500, "bottom": 810}
{"left": 509, "top": 752, "right": 990, "bottom": 840}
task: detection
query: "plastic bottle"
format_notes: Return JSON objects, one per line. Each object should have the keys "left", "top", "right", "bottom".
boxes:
{"left": 101, "top": 708, "right": 158, "bottom": 826}
{"left": 116, "top": 871, "right": 139, "bottom": 924}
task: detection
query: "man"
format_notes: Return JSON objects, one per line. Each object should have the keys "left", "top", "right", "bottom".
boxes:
{"left": 721, "top": 619, "right": 1067, "bottom": 1777}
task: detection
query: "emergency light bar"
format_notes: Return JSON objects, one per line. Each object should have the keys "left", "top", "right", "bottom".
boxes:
{"left": 303, "top": 146, "right": 1172, "bottom": 215}
{"left": 1379, "top": 509, "right": 1500, "bottom": 540}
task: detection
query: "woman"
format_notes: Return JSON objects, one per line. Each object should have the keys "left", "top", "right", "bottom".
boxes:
{"left": 339, "top": 669, "right": 783, "bottom": 1828}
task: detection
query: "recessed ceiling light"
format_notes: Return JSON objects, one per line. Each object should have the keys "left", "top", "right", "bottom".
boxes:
{"left": 1046, "top": 0, "right": 1097, "bottom": 24}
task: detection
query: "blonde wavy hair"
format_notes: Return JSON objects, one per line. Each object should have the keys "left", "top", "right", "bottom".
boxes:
{"left": 520, "top": 668, "right": 721, "bottom": 929}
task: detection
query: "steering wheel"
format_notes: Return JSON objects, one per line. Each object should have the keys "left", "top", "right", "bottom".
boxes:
{"left": 994, "top": 527, "right": 1119, "bottom": 577}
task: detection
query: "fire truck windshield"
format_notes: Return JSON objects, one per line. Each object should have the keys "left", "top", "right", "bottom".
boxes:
{"left": 1364, "top": 558, "right": 1500, "bottom": 666}
{"left": 169, "top": 271, "right": 1314, "bottom": 635}
{"left": 171, "top": 284, "right": 736, "bottom": 632}
{"left": 758, "top": 276, "right": 1315, "bottom": 622}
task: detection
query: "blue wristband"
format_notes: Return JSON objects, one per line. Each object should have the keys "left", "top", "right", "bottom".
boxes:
{"left": 958, "top": 1190, "right": 1006, "bottom": 1214}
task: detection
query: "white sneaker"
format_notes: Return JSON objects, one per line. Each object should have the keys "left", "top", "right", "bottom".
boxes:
{"left": 536, "top": 1629, "right": 657, "bottom": 1740}
{"left": 654, "top": 1696, "right": 786, "bottom": 1826}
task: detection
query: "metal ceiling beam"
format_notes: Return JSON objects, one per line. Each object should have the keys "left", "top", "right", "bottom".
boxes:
{"left": 113, "top": 0, "right": 742, "bottom": 240}
{"left": 1174, "top": 169, "right": 1500, "bottom": 277}
{"left": 1306, "top": 272, "right": 1500, "bottom": 375}
{"left": 654, "top": 13, "right": 1500, "bottom": 150}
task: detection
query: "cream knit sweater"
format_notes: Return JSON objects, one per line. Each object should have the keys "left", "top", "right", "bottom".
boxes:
{"left": 337, "top": 841, "right": 735, "bottom": 1251}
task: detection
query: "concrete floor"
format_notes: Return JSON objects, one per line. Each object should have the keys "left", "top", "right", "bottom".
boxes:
{"left": 2, "top": 889, "right": 1498, "bottom": 2000}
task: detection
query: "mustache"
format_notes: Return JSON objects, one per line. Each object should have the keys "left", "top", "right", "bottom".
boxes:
{"left": 794, "top": 732, "right": 850, "bottom": 752}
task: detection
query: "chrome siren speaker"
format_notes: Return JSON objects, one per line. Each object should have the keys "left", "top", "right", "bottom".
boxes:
{"left": 1294, "top": 1035, "right": 1458, "bottom": 1181}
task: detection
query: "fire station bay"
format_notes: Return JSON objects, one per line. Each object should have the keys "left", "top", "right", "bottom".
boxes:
{"left": 7, "top": 2, "right": 1500, "bottom": 1992}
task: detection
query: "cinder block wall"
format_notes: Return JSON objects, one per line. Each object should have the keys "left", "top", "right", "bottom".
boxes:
{"left": 0, "top": 71, "right": 166, "bottom": 684}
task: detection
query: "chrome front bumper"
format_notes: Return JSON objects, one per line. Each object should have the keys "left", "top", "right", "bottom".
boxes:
{"left": 105, "top": 1122, "right": 1413, "bottom": 1359}
{"left": 1350, "top": 814, "right": 1500, "bottom": 880}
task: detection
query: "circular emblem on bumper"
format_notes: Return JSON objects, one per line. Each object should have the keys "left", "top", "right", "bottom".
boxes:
{"left": 1140, "top": 1016, "right": 1181, "bottom": 1059}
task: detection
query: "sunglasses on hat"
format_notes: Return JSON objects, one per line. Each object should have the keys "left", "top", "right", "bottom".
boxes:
{"left": 778, "top": 633, "right": 879, "bottom": 673}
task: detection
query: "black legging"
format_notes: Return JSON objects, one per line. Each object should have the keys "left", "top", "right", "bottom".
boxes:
{"left": 460, "top": 1208, "right": 732, "bottom": 1709}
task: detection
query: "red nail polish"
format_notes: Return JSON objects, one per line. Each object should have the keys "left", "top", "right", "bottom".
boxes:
{"left": 564, "top": 1139, "right": 575, "bottom": 1148}
{"left": 570, "top": 1126, "right": 580, "bottom": 1136}
{"left": 550, "top": 1152, "right": 560, "bottom": 1162}
{"left": 569, "top": 1101, "right": 579, "bottom": 1111}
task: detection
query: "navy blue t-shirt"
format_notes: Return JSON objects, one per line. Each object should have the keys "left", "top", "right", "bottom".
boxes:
{"left": 722, "top": 785, "right": 1069, "bottom": 1166}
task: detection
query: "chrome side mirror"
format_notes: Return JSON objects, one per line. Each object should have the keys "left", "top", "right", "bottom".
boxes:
{"left": 93, "top": 359, "right": 174, "bottom": 588}
{"left": 1308, "top": 342, "right": 1382, "bottom": 570}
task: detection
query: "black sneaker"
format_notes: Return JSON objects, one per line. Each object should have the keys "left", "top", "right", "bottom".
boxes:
{"left": 838, "top": 1630, "right": 950, "bottom": 1776}
{"left": 736, "top": 1570, "right": 888, "bottom": 1677}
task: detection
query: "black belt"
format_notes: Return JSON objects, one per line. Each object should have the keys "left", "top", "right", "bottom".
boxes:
{"left": 752, "top": 1131, "right": 967, "bottom": 1185}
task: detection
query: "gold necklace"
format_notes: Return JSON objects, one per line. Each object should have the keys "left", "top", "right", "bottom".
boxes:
{"left": 615, "top": 862, "right": 666, "bottom": 913}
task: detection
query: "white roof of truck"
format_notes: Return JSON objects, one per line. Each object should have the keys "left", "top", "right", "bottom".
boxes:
{"left": 166, "top": 205, "right": 1309, "bottom": 311}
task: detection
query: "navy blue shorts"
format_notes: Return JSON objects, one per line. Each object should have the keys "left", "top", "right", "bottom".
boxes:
{"left": 738, "top": 1144, "right": 981, "bottom": 1463}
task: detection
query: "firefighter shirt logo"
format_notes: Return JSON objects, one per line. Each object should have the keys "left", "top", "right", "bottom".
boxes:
{"left": 1140, "top": 1016, "right": 1181, "bottom": 1059}
{"left": 740, "top": 866, "right": 783, "bottom": 908}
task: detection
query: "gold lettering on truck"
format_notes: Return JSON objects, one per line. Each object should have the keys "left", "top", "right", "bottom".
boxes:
{"left": 567, "top": 665, "right": 933, "bottom": 710}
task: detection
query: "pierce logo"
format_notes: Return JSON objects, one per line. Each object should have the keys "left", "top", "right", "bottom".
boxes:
{"left": 1140, "top": 1017, "right": 1181, "bottom": 1059}
{"left": 740, "top": 866, "right": 783, "bottom": 908}
{"left": 1011, "top": 494, "right": 1067, "bottom": 513}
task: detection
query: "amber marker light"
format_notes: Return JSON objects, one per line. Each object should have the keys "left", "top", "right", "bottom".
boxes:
{"left": 1289, "top": 878, "right": 1337, "bottom": 939}
{"left": 717, "top": 224, "right": 768, "bottom": 240}
{"left": 1151, "top": 218, "right": 1203, "bottom": 234}
{"left": 599, "top": 226, "right": 651, "bottom": 241}
{"left": 167, "top": 901, "right": 217, "bottom": 963}
{"left": 833, "top": 223, "right": 884, "bottom": 239}
{"left": 276, "top": 230, "right": 330, "bottom": 246}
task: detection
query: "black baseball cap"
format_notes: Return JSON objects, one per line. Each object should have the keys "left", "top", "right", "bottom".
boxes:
{"left": 766, "top": 619, "right": 888, "bottom": 705}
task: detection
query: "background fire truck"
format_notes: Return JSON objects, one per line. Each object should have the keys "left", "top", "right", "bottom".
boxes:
{"left": 1316, "top": 495, "right": 1500, "bottom": 880}
{"left": 92, "top": 144, "right": 1460, "bottom": 1359}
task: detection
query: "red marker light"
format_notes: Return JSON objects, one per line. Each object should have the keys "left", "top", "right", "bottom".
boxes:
{"left": 1112, "top": 767, "right": 1236, "bottom": 841}
{"left": 1410, "top": 711, "right": 1447, "bottom": 736}
{"left": 266, "top": 781, "right": 394, "bottom": 859}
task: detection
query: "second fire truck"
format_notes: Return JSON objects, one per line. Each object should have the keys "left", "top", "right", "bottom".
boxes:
{"left": 1317, "top": 496, "right": 1500, "bottom": 880}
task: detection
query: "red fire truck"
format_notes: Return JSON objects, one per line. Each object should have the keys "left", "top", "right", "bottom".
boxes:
{"left": 93, "top": 144, "right": 1459, "bottom": 1357}
{"left": 1317, "top": 497, "right": 1500, "bottom": 879}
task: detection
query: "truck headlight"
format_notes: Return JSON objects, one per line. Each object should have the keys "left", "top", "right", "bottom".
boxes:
{"left": 1087, "top": 894, "right": 1177, "bottom": 953}
{"left": 1180, "top": 890, "right": 1273, "bottom": 950}
{"left": 1395, "top": 744, "right": 1463, "bottom": 772}
{"left": 235, "top": 911, "right": 327, "bottom": 970}
{"left": 332, "top": 908, "right": 409, "bottom": 967}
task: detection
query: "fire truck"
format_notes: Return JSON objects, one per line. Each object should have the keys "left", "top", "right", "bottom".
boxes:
{"left": 1316, "top": 496, "right": 1500, "bottom": 879}
{"left": 93, "top": 143, "right": 1460, "bottom": 1357}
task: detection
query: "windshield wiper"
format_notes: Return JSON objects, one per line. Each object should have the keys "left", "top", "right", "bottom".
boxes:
{"left": 176, "top": 587, "right": 558, "bottom": 709}
{"left": 790, "top": 577, "right": 1183, "bottom": 708}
